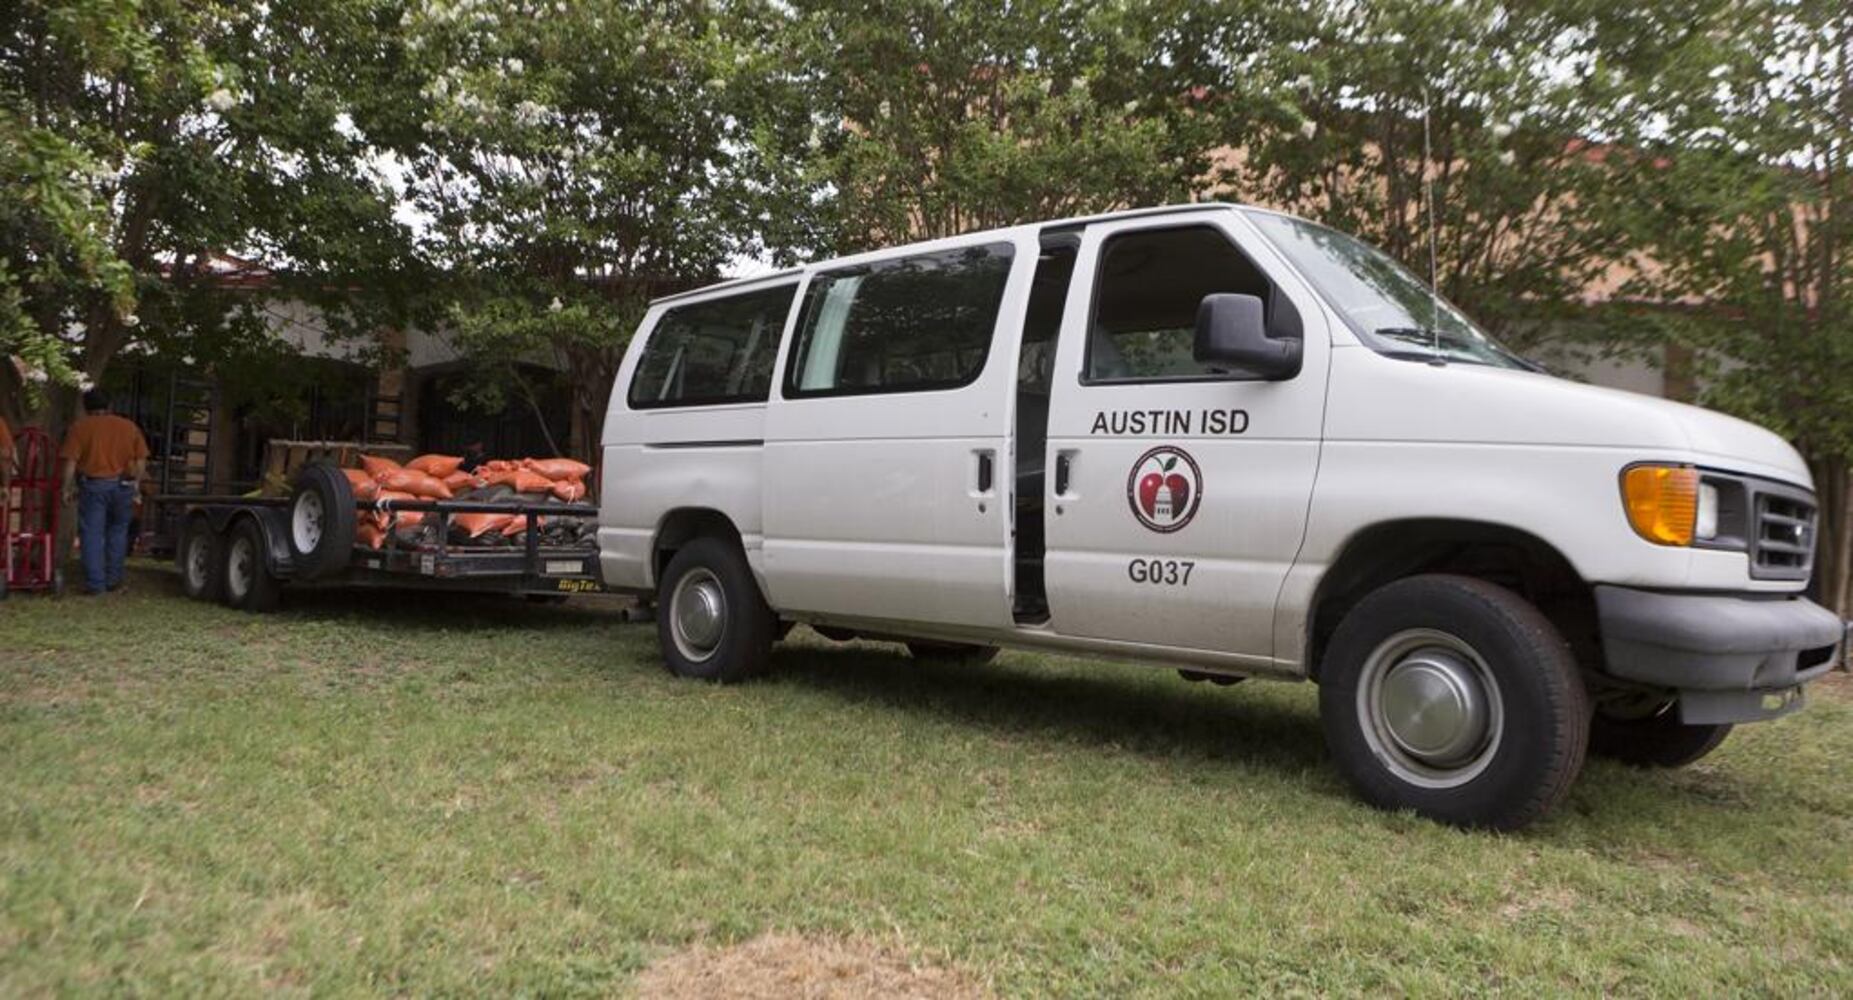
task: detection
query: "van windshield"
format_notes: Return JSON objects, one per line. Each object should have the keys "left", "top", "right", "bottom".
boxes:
{"left": 1244, "top": 210, "right": 1534, "bottom": 371}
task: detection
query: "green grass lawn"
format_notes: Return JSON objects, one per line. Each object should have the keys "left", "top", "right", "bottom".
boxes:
{"left": 3, "top": 561, "right": 1851, "bottom": 996}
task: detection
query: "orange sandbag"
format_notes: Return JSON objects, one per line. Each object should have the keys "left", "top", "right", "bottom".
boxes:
{"left": 523, "top": 457, "right": 592, "bottom": 481}
{"left": 355, "top": 521, "right": 386, "bottom": 549}
{"left": 343, "top": 468, "right": 380, "bottom": 501}
{"left": 360, "top": 454, "right": 401, "bottom": 478}
{"left": 502, "top": 515, "right": 545, "bottom": 537}
{"left": 407, "top": 454, "right": 463, "bottom": 477}
{"left": 452, "top": 512, "right": 516, "bottom": 538}
{"left": 550, "top": 479, "right": 587, "bottom": 502}
{"left": 443, "top": 470, "right": 484, "bottom": 491}
{"left": 480, "top": 459, "right": 518, "bottom": 473}
{"left": 378, "top": 468, "right": 454, "bottom": 499}
{"left": 512, "top": 470, "right": 553, "bottom": 494}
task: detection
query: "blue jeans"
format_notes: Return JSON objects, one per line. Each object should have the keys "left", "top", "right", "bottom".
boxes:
{"left": 77, "top": 477, "right": 135, "bottom": 593}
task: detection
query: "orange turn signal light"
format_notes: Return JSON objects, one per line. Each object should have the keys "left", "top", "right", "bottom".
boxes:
{"left": 1621, "top": 464, "right": 1698, "bottom": 546}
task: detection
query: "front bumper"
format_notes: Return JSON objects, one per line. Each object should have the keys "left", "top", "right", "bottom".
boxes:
{"left": 1594, "top": 585, "right": 1845, "bottom": 724}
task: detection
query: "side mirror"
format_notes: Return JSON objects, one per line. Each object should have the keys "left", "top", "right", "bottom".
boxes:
{"left": 1193, "top": 293, "right": 1302, "bottom": 380}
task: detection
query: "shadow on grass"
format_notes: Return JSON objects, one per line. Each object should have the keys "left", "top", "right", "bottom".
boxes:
{"left": 118, "top": 563, "right": 1803, "bottom": 838}
{"left": 763, "top": 639, "right": 1331, "bottom": 776}
{"left": 125, "top": 561, "right": 636, "bottom": 635}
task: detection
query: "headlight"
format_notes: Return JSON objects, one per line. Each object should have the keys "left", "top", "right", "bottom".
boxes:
{"left": 1621, "top": 464, "right": 1698, "bottom": 546}
{"left": 1696, "top": 482, "right": 1719, "bottom": 540}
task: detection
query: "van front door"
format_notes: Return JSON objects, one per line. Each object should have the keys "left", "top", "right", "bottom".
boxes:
{"left": 1041, "top": 211, "right": 1328, "bottom": 666}
{"left": 761, "top": 234, "right": 1034, "bottom": 629}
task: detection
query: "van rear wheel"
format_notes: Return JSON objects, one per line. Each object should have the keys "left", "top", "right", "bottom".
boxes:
{"left": 1318, "top": 574, "right": 1589, "bottom": 831}
{"left": 657, "top": 536, "right": 774, "bottom": 683}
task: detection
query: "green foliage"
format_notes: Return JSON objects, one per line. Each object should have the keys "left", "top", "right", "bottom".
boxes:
{"left": 400, "top": 0, "right": 806, "bottom": 456}
{"left": 1615, "top": 0, "right": 1851, "bottom": 456}
{"left": 792, "top": 0, "right": 1231, "bottom": 251}
{"left": 0, "top": 0, "right": 421, "bottom": 422}
{"left": 1215, "top": 0, "right": 1654, "bottom": 349}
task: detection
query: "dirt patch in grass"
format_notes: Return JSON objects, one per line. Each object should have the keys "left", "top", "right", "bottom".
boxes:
{"left": 634, "top": 933, "right": 989, "bottom": 1000}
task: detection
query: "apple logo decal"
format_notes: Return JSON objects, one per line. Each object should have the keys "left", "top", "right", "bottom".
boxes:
{"left": 1126, "top": 446, "right": 1203, "bottom": 533}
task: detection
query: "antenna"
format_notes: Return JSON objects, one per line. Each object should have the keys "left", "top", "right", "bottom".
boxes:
{"left": 1421, "top": 89, "right": 1442, "bottom": 364}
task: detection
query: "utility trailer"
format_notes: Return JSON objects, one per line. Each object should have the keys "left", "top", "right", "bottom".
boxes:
{"left": 163, "top": 463, "right": 611, "bottom": 611}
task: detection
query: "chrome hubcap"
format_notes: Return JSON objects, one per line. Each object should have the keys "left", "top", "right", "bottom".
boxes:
{"left": 670, "top": 568, "right": 726, "bottom": 662}
{"left": 292, "top": 492, "right": 324, "bottom": 553}
{"left": 1357, "top": 629, "right": 1503, "bottom": 788}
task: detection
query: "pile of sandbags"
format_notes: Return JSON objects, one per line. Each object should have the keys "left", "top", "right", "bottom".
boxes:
{"left": 343, "top": 453, "right": 594, "bottom": 550}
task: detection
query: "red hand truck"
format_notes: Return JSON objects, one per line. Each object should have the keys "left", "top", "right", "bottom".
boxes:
{"left": 3, "top": 426, "right": 64, "bottom": 598}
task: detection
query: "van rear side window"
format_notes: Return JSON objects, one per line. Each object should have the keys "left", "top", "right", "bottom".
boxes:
{"left": 785, "top": 243, "right": 1014, "bottom": 397}
{"left": 628, "top": 285, "right": 796, "bottom": 408}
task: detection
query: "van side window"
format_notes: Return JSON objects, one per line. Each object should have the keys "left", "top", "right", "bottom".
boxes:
{"left": 1086, "top": 226, "right": 1297, "bottom": 383}
{"left": 786, "top": 243, "right": 1014, "bottom": 397}
{"left": 628, "top": 285, "right": 796, "bottom": 408}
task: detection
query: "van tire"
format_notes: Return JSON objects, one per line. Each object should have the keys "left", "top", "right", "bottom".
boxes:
{"left": 178, "top": 517, "right": 226, "bottom": 603}
{"left": 1589, "top": 709, "right": 1731, "bottom": 768}
{"left": 222, "top": 519, "right": 282, "bottom": 613}
{"left": 287, "top": 463, "right": 356, "bottom": 581}
{"left": 906, "top": 641, "right": 999, "bottom": 665}
{"left": 657, "top": 535, "right": 773, "bottom": 683}
{"left": 1318, "top": 574, "right": 1589, "bottom": 831}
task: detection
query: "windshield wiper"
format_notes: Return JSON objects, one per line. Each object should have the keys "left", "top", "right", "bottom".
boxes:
{"left": 1371, "top": 326, "right": 1544, "bottom": 372}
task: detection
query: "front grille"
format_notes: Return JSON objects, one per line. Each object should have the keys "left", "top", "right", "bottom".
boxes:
{"left": 1751, "top": 489, "right": 1816, "bottom": 581}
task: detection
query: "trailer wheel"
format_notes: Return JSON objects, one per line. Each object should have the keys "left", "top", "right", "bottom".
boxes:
{"left": 287, "top": 463, "right": 356, "bottom": 581}
{"left": 223, "top": 519, "right": 281, "bottom": 613}
{"left": 178, "top": 517, "right": 226, "bottom": 603}
{"left": 1318, "top": 574, "right": 1589, "bottom": 831}
{"left": 657, "top": 535, "right": 773, "bottom": 683}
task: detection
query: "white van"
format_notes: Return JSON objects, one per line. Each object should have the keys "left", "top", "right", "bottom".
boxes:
{"left": 597, "top": 203, "right": 1844, "bottom": 829}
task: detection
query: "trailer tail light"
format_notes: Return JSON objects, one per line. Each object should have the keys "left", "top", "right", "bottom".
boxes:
{"left": 1622, "top": 464, "right": 1698, "bottom": 546}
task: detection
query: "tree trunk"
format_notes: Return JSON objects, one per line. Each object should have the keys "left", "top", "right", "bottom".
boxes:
{"left": 1810, "top": 456, "right": 1851, "bottom": 616}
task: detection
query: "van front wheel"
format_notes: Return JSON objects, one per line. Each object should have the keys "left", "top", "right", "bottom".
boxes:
{"left": 1318, "top": 574, "right": 1589, "bottom": 831}
{"left": 657, "top": 536, "right": 774, "bottom": 683}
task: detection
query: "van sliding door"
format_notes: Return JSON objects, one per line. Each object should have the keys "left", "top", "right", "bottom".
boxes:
{"left": 761, "top": 233, "right": 1037, "bottom": 630}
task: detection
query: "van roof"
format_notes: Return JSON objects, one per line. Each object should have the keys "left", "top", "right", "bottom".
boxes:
{"left": 647, "top": 201, "right": 1252, "bottom": 308}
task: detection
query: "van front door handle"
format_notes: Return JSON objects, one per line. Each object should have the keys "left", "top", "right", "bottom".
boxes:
{"left": 975, "top": 449, "right": 994, "bottom": 494}
{"left": 1055, "top": 450, "right": 1074, "bottom": 497}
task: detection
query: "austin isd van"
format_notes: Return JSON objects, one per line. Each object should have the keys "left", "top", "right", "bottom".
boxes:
{"left": 597, "top": 203, "right": 1845, "bottom": 829}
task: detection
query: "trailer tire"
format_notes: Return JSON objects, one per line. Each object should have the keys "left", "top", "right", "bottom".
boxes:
{"left": 1318, "top": 574, "right": 1589, "bottom": 831}
{"left": 288, "top": 463, "right": 356, "bottom": 581}
{"left": 223, "top": 519, "right": 281, "bottom": 613}
{"left": 657, "top": 535, "right": 773, "bottom": 683}
{"left": 178, "top": 517, "right": 226, "bottom": 603}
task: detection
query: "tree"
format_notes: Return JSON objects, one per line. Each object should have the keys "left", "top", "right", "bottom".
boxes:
{"left": 790, "top": 0, "right": 1238, "bottom": 252}
{"left": 1613, "top": 0, "right": 1853, "bottom": 609}
{"left": 1214, "top": 0, "right": 1663, "bottom": 353}
{"left": 401, "top": 0, "right": 808, "bottom": 460}
{"left": 0, "top": 0, "right": 421, "bottom": 430}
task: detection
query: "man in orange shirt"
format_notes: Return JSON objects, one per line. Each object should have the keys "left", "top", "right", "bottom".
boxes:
{"left": 60, "top": 389, "right": 149, "bottom": 595}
